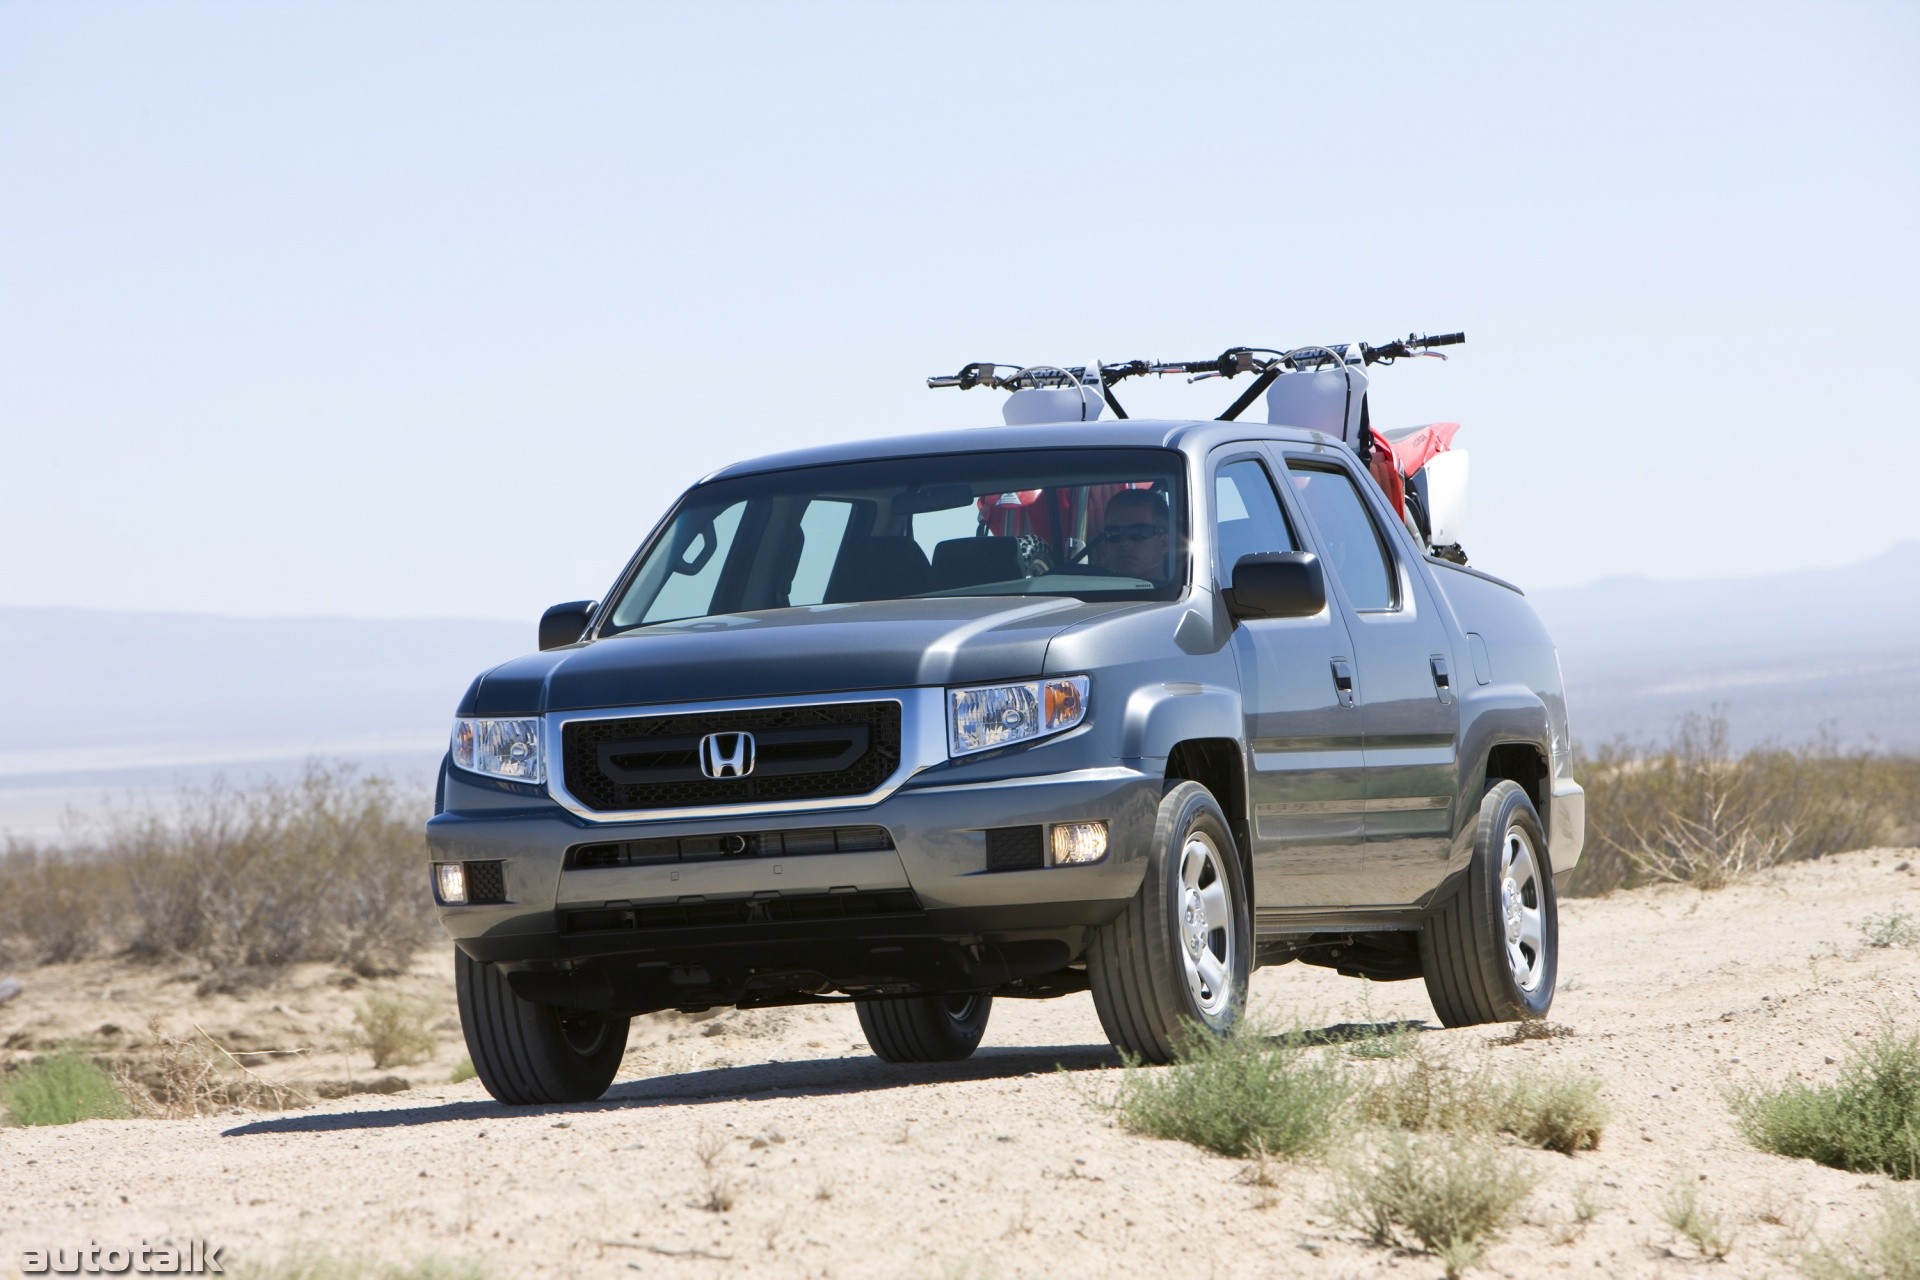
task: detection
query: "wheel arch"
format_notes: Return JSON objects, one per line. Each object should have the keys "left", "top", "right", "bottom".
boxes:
{"left": 1480, "top": 740, "right": 1550, "bottom": 829}
{"left": 1163, "top": 737, "right": 1252, "bottom": 903}
{"left": 1456, "top": 686, "right": 1555, "bottom": 846}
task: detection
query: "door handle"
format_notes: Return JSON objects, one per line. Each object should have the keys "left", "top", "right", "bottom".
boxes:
{"left": 1430, "top": 655, "right": 1453, "bottom": 704}
{"left": 1330, "top": 658, "right": 1355, "bottom": 708}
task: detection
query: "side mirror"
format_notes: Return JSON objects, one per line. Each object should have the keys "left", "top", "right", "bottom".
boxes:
{"left": 1225, "top": 552, "right": 1325, "bottom": 620}
{"left": 539, "top": 600, "right": 597, "bottom": 651}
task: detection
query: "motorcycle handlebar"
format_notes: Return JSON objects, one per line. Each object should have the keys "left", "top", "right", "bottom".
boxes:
{"left": 1363, "top": 331, "right": 1465, "bottom": 363}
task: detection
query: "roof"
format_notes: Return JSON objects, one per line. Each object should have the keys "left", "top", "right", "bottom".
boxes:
{"left": 702, "top": 419, "right": 1337, "bottom": 482}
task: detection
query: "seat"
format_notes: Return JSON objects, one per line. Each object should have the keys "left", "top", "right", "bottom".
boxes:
{"left": 929, "top": 536, "right": 1024, "bottom": 591}
{"left": 823, "top": 536, "right": 932, "bottom": 603}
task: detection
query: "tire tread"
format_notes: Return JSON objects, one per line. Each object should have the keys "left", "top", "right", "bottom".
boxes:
{"left": 456, "top": 950, "right": 628, "bottom": 1105}
{"left": 1419, "top": 781, "right": 1557, "bottom": 1027}
{"left": 1088, "top": 782, "right": 1249, "bottom": 1064}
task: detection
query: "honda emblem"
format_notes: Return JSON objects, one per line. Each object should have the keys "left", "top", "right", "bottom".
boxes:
{"left": 699, "top": 731, "right": 755, "bottom": 779}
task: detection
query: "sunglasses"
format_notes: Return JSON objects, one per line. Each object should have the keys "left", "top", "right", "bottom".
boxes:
{"left": 1099, "top": 522, "right": 1168, "bottom": 544}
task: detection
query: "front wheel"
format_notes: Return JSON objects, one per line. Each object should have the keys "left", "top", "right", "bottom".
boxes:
{"left": 1419, "top": 780, "right": 1559, "bottom": 1026}
{"left": 1087, "top": 781, "right": 1251, "bottom": 1064}
{"left": 856, "top": 994, "right": 992, "bottom": 1062}
{"left": 455, "top": 950, "right": 630, "bottom": 1104}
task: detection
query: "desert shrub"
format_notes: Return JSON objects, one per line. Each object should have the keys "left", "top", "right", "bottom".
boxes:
{"left": 449, "top": 1056, "right": 476, "bottom": 1084}
{"left": 1360, "top": 1048, "right": 1495, "bottom": 1134}
{"left": 1569, "top": 713, "right": 1920, "bottom": 896}
{"left": 0, "top": 763, "right": 435, "bottom": 974}
{"left": 1361, "top": 1049, "right": 1607, "bottom": 1153}
{"left": 1503, "top": 1069, "right": 1608, "bottom": 1154}
{"left": 353, "top": 993, "right": 438, "bottom": 1069}
{"left": 0, "top": 838, "right": 126, "bottom": 966}
{"left": 1116, "top": 1023, "right": 1353, "bottom": 1158}
{"left": 1, "top": 1047, "right": 131, "bottom": 1125}
{"left": 1800, "top": 1187, "right": 1920, "bottom": 1280}
{"left": 1659, "top": 1181, "right": 1736, "bottom": 1261}
{"left": 1732, "top": 1030, "right": 1920, "bottom": 1180}
{"left": 1858, "top": 911, "right": 1920, "bottom": 950}
{"left": 1330, "top": 1133, "right": 1530, "bottom": 1278}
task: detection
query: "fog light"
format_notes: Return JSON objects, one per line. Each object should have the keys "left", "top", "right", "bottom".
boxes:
{"left": 1050, "top": 821, "right": 1109, "bottom": 866}
{"left": 435, "top": 862, "right": 468, "bottom": 904}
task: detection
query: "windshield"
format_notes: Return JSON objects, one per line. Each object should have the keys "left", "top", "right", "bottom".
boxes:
{"left": 603, "top": 448, "right": 1189, "bottom": 632}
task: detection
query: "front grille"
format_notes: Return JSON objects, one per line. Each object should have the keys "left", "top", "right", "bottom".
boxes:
{"left": 562, "top": 701, "right": 902, "bottom": 813}
{"left": 568, "top": 825, "right": 894, "bottom": 869}
{"left": 562, "top": 888, "right": 923, "bottom": 934}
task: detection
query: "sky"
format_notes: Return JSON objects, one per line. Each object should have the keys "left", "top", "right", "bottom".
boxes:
{"left": 2, "top": 1, "right": 1915, "bottom": 623}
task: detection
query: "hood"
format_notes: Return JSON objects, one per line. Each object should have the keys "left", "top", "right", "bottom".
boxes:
{"left": 465, "top": 596, "right": 1134, "bottom": 715}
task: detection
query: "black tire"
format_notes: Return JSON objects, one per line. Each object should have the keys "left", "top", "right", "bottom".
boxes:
{"left": 455, "top": 949, "right": 630, "bottom": 1105}
{"left": 1419, "top": 780, "right": 1559, "bottom": 1026}
{"left": 1087, "top": 781, "right": 1252, "bottom": 1064}
{"left": 856, "top": 994, "right": 992, "bottom": 1062}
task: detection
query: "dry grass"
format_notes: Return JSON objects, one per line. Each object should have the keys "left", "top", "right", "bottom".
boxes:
{"left": 0, "top": 763, "right": 434, "bottom": 974}
{"left": 1329, "top": 1133, "right": 1531, "bottom": 1278}
{"left": 1502, "top": 1069, "right": 1609, "bottom": 1154}
{"left": 353, "top": 993, "right": 438, "bottom": 1069}
{"left": 692, "top": 1129, "right": 737, "bottom": 1213}
{"left": 1360, "top": 1045, "right": 1608, "bottom": 1154}
{"left": 1569, "top": 713, "right": 1920, "bottom": 896}
{"left": 230, "top": 1251, "right": 499, "bottom": 1280}
{"left": 1858, "top": 911, "right": 1920, "bottom": 951}
{"left": 1800, "top": 1187, "right": 1920, "bottom": 1280}
{"left": 114, "top": 1017, "right": 312, "bottom": 1117}
{"left": 1659, "top": 1181, "right": 1736, "bottom": 1261}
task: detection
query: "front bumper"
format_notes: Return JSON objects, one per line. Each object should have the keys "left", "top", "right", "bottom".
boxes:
{"left": 426, "top": 758, "right": 1160, "bottom": 1006}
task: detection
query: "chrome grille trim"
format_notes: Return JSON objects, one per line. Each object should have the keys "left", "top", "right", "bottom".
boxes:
{"left": 545, "top": 688, "right": 947, "bottom": 824}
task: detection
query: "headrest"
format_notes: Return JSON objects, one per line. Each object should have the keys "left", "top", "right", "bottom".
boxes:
{"left": 930, "top": 536, "right": 1024, "bottom": 590}
{"left": 823, "top": 536, "right": 931, "bottom": 604}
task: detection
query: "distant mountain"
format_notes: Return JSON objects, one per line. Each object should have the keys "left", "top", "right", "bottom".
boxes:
{"left": 3, "top": 545, "right": 1914, "bottom": 836}
{"left": 0, "top": 607, "right": 529, "bottom": 838}
{"left": 1528, "top": 541, "right": 1920, "bottom": 752}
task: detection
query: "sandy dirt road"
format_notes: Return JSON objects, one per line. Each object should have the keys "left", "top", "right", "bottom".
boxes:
{"left": 4, "top": 848, "right": 1918, "bottom": 1279}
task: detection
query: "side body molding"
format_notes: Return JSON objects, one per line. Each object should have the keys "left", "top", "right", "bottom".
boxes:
{"left": 1120, "top": 682, "right": 1244, "bottom": 760}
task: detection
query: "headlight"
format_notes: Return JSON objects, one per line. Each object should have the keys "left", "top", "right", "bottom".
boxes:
{"left": 450, "top": 717, "right": 545, "bottom": 783}
{"left": 948, "top": 676, "right": 1089, "bottom": 757}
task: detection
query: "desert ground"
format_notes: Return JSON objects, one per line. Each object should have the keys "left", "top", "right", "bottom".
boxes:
{"left": 3, "top": 847, "right": 1917, "bottom": 1280}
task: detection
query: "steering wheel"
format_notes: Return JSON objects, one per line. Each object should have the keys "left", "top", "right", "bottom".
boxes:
{"left": 1065, "top": 541, "right": 1127, "bottom": 575}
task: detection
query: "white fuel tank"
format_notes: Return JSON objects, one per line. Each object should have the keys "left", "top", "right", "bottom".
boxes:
{"left": 1265, "top": 364, "right": 1369, "bottom": 447}
{"left": 1002, "top": 384, "right": 1104, "bottom": 425}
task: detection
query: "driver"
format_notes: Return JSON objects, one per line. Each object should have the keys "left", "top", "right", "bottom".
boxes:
{"left": 1090, "top": 488, "right": 1171, "bottom": 582}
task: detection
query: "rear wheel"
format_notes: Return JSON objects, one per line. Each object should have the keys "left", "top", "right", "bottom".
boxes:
{"left": 856, "top": 994, "right": 993, "bottom": 1062}
{"left": 1087, "top": 781, "right": 1251, "bottom": 1064}
{"left": 1419, "top": 780, "right": 1559, "bottom": 1026}
{"left": 455, "top": 949, "right": 630, "bottom": 1104}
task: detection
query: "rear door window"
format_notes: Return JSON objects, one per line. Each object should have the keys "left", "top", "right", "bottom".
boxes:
{"left": 1285, "top": 462, "right": 1399, "bottom": 612}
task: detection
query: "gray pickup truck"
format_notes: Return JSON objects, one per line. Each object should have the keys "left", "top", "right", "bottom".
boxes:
{"left": 429, "top": 411, "right": 1583, "bottom": 1105}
